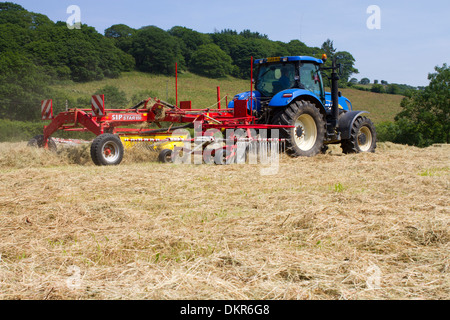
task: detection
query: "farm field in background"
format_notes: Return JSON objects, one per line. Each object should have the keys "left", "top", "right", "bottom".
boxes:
{"left": 0, "top": 142, "right": 448, "bottom": 300}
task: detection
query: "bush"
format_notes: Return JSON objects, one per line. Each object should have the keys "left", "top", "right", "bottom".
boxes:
{"left": 190, "top": 44, "right": 233, "bottom": 78}
{"left": 0, "top": 119, "right": 95, "bottom": 142}
{"left": 371, "top": 84, "right": 385, "bottom": 93}
{"left": 130, "top": 90, "right": 159, "bottom": 106}
{"left": 130, "top": 26, "right": 184, "bottom": 75}
{"left": 394, "top": 64, "right": 449, "bottom": 146}
{"left": 0, "top": 119, "right": 44, "bottom": 142}
{"left": 94, "top": 85, "right": 128, "bottom": 108}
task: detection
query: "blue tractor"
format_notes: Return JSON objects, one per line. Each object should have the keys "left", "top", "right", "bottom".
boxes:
{"left": 228, "top": 55, "right": 377, "bottom": 157}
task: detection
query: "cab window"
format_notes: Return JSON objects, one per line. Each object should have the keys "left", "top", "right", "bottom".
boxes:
{"left": 300, "top": 63, "right": 322, "bottom": 97}
{"left": 256, "top": 63, "right": 296, "bottom": 96}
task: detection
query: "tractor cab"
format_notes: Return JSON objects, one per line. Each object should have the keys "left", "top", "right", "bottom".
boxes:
{"left": 255, "top": 56, "right": 324, "bottom": 102}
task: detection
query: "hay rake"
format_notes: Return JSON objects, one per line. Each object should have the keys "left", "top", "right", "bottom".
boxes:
{"left": 32, "top": 94, "right": 292, "bottom": 166}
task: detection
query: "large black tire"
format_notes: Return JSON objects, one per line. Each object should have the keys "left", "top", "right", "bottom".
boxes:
{"left": 341, "top": 117, "right": 377, "bottom": 154}
{"left": 90, "top": 134, "right": 124, "bottom": 166}
{"left": 158, "top": 149, "right": 173, "bottom": 163}
{"left": 272, "top": 100, "right": 326, "bottom": 157}
{"left": 27, "top": 135, "right": 57, "bottom": 151}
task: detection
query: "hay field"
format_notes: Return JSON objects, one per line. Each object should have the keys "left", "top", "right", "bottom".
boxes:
{"left": 0, "top": 142, "right": 448, "bottom": 300}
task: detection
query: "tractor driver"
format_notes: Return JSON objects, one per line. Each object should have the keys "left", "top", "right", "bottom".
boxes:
{"left": 279, "top": 67, "right": 291, "bottom": 89}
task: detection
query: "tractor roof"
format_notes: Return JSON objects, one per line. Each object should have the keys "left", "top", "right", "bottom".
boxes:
{"left": 254, "top": 56, "right": 324, "bottom": 65}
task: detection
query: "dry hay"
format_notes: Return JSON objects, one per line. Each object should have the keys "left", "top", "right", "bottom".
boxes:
{"left": 0, "top": 142, "right": 448, "bottom": 300}
{"left": 0, "top": 142, "right": 159, "bottom": 169}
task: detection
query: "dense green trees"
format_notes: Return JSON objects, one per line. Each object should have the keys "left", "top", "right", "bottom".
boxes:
{"left": 168, "top": 26, "right": 212, "bottom": 67}
{"left": 108, "top": 25, "right": 352, "bottom": 81}
{"left": 0, "top": 2, "right": 359, "bottom": 84}
{"left": 0, "top": 51, "right": 50, "bottom": 121}
{"left": 0, "top": 3, "right": 134, "bottom": 121}
{"left": 190, "top": 44, "right": 233, "bottom": 78}
{"left": 360, "top": 78, "right": 370, "bottom": 85}
{"left": 130, "top": 26, "right": 184, "bottom": 75}
{"left": 377, "top": 64, "right": 449, "bottom": 146}
{"left": 395, "top": 64, "right": 449, "bottom": 145}
{"left": 0, "top": 4, "right": 134, "bottom": 83}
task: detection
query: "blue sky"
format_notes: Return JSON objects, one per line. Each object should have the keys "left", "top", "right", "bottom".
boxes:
{"left": 12, "top": 0, "right": 450, "bottom": 87}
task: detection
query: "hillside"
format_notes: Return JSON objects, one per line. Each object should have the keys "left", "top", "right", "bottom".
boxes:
{"left": 0, "top": 141, "right": 448, "bottom": 300}
{"left": 52, "top": 71, "right": 403, "bottom": 124}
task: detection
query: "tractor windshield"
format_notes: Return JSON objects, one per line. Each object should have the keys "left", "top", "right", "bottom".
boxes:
{"left": 256, "top": 63, "right": 296, "bottom": 97}
{"left": 299, "top": 63, "right": 323, "bottom": 97}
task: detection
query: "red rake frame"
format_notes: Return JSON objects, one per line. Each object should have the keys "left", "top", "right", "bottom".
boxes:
{"left": 42, "top": 95, "right": 291, "bottom": 145}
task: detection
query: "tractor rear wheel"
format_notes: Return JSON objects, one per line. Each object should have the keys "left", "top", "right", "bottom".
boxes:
{"left": 272, "top": 100, "right": 326, "bottom": 157}
{"left": 341, "top": 117, "right": 377, "bottom": 154}
{"left": 27, "top": 135, "right": 57, "bottom": 151}
{"left": 90, "top": 134, "right": 124, "bottom": 166}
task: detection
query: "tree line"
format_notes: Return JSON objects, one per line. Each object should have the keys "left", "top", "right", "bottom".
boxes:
{"left": 349, "top": 77, "right": 419, "bottom": 96}
{"left": 105, "top": 24, "right": 357, "bottom": 87}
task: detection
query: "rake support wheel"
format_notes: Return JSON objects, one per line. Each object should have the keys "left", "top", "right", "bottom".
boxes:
{"left": 90, "top": 134, "right": 124, "bottom": 166}
{"left": 27, "top": 135, "right": 57, "bottom": 151}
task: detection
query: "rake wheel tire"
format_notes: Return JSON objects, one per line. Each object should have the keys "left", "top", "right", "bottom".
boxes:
{"left": 341, "top": 117, "right": 377, "bottom": 154}
{"left": 272, "top": 100, "right": 326, "bottom": 157}
{"left": 158, "top": 149, "right": 173, "bottom": 163}
{"left": 214, "top": 148, "right": 235, "bottom": 165}
{"left": 90, "top": 134, "right": 124, "bottom": 166}
{"left": 27, "top": 135, "right": 57, "bottom": 151}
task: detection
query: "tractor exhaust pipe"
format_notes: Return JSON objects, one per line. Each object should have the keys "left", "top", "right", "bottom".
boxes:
{"left": 330, "top": 58, "right": 340, "bottom": 129}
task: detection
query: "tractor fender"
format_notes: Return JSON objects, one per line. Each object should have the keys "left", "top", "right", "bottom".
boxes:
{"left": 325, "top": 92, "right": 353, "bottom": 112}
{"left": 228, "top": 91, "right": 261, "bottom": 112}
{"left": 269, "top": 89, "right": 326, "bottom": 115}
{"left": 338, "top": 111, "right": 370, "bottom": 140}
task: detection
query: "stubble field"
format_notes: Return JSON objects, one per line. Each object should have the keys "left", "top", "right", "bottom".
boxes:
{"left": 0, "top": 142, "right": 448, "bottom": 300}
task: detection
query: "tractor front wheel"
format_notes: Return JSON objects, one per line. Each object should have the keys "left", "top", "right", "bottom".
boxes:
{"left": 90, "top": 134, "right": 124, "bottom": 166}
{"left": 341, "top": 117, "right": 377, "bottom": 154}
{"left": 272, "top": 100, "right": 326, "bottom": 157}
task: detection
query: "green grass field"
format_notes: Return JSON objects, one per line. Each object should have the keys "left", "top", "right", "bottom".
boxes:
{"left": 53, "top": 71, "right": 404, "bottom": 124}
